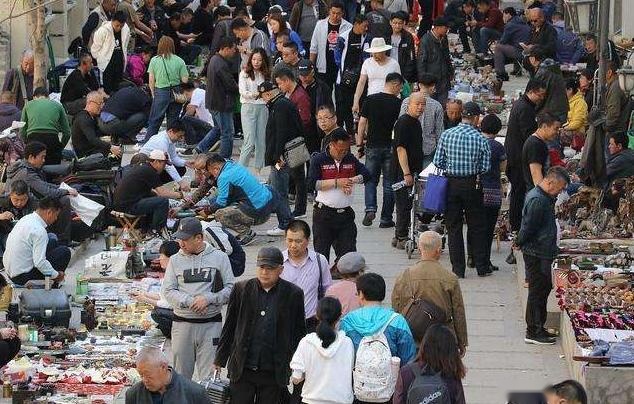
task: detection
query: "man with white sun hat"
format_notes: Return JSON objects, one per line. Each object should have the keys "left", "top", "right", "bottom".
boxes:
{"left": 352, "top": 37, "right": 401, "bottom": 114}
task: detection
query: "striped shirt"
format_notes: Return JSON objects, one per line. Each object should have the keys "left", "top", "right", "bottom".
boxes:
{"left": 433, "top": 123, "right": 491, "bottom": 177}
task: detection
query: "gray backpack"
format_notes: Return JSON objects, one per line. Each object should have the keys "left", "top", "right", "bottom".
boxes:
{"left": 406, "top": 364, "right": 451, "bottom": 404}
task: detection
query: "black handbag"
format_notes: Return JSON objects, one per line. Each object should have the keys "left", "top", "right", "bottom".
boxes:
{"left": 340, "top": 67, "right": 360, "bottom": 88}
{"left": 19, "top": 278, "right": 72, "bottom": 327}
{"left": 400, "top": 270, "right": 449, "bottom": 342}
{"left": 200, "top": 370, "right": 231, "bottom": 404}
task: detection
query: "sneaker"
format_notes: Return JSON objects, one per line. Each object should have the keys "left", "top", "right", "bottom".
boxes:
{"left": 209, "top": 140, "right": 221, "bottom": 152}
{"left": 266, "top": 227, "right": 285, "bottom": 236}
{"left": 497, "top": 72, "right": 510, "bottom": 82}
{"left": 395, "top": 239, "right": 406, "bottom": 250}
{"left": 524, "top": 334, "right": 556, "bottom": 345}
{"left": 489, "top": 263, "right": 499, "bottom": 272}
{"left": 379, "top": 220, "right": 395, "bottom": 229}
{"left": 179, "top": 148, "right": 198, "bottom": 157}
{"left": 477, "top": 271, "right": 492, "bottom": 277}
{"left": 362, "top": 212, "right": 375, "bottom": 226}
{"left": 292, "top": 212, "right": 307, "bottom": 219}
{"left": 239, "top": 230, "right": 257, "bottom": 246}
{"left": 540, "top": 329, "right": 558, "bottom": 339}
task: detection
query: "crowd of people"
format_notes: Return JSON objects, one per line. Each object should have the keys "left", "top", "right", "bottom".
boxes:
{"left": 0, "top": 0, "right": 617, "bottom": 402}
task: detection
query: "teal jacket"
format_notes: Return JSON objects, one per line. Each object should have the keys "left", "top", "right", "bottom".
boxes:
{"left": 339, "top": 305, "right": 416, "bottom": 365}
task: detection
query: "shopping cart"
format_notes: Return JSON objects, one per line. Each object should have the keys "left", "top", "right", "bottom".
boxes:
{"left": 404, "top": 175, "right": 446, "bottom": 259}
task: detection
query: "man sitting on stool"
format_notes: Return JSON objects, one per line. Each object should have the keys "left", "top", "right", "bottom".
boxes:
{"left": 3, "top": 196, "right": 70, "bottom": 286}
{"left": 140, "top": 120, "right": 192, "bottom": 190}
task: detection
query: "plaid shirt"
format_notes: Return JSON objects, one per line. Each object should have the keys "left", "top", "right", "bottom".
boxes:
{"left": 400, "top": 95, "right": 444, "bottom": 155}
{"left": 433, "top": 123, "right": 491, "bottom": 177}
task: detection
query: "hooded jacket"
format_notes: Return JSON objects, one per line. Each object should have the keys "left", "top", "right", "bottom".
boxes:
{"left": 339, "top": 305, "right": 416, "bottom": 365}
{"left": 161, "top": 242, "right": 235, "bottom": 320}
{"left": 533, "top": 59, "right": 569, "bottom": 123}
{"left": 290, "top": 331, "right": 355, "bottom": 404}
{"left": 0, "top": 103, "right": 21, "bottom": 132}
{"left": 5, "top": 160, "right": 69, "bottom": 200}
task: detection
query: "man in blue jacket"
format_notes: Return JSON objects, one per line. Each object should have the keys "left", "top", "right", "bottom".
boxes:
{"left": 205, "top": 153, "right": 292, "bottom": 246}
{"left": 515, "top": 166, "right": 569, "bottom": 345}
{"left": 339, "top": 273, "right": 416, "bottom": 364}
{"left": 493, "top": 7, "right": 530, "bottom": 81}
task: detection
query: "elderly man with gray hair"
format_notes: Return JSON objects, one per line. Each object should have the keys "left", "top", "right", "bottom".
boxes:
{"left": 71, "top": 91, "right": 122, "bottom": 159}
{"left": 391, "top": 231, "right": 468, "bottom": 355}
{"left": 2, "top": 49, "right": 34, "bottom": 109}
{"left": 125, "top": 347, "right": 212, "bottom": 404}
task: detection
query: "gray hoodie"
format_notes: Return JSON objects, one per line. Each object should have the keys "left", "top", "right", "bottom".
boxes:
{"left": 161, "top": 242, "right": 235, "bottom": 320}
{"left": 5, "top": 160, "right": 68, "bottom": 199}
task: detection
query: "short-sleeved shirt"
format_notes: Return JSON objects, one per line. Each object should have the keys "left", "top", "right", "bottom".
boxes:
{"left": 391, "top": 114, "right": 423, "bottom": 178}
{"left": 360, "top": 92, "right": 402, "bottom": 148}
{"left": 522, "top": 134, "right": 549, "bottom": 188}
{"left": 360, "top": 57, "right": 401, "bottom": 96}
{"left": 113, "top": 164, "right": 163, "bottom": 208}
{"left": 147, "top": 55, "right": 188, "bottom": 89}
{"left": 325, "top": 22, "right": 342, "bottom": 81}
{"left": 481, "top": 137, "right": 507, "bottom": 189}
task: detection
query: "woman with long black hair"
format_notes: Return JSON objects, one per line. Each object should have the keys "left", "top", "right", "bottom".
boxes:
{"left": 290, "top": 297, "right": 355, "bottom": 403}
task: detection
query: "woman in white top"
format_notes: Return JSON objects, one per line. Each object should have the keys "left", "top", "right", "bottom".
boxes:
{"left": 238, "top": 48, "right": 270, "bottom": 173}
{"left": 290, "top": 297, "right": 355, "bottom": 404}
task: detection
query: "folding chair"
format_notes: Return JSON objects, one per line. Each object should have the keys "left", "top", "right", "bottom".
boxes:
{"left": 110, "top": 211, "right": 145, "bottom": 244}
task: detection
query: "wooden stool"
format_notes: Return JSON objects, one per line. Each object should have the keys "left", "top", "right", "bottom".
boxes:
{"left": 110, "top": 211, "right": 145, "bottom": 244}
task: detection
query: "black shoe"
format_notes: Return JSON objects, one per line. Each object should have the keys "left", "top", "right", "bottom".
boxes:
{"left": 467, "top": 256, "right": 475, "bottom": 268}
{"left": 391, "top": 237, "right": 398, "bottom": 247}
{"left": 489, "top": 263, "right": 499, "bottom": 271}
{"left": 506, "top": 251, "right": 517, "bottom": 265}
{"left": 379, "top": 220, "right": 395, "bottom": 228}
{"left": 540, "top": 329, "right": 558, "bottom": 339}
{"left": 238, "top": 230, "right": 257, "bottom": 246}
{"left": 362, "top": 212, "right": 375, "bottom": 226}
{"left": 511, "top": 65, "right": 523, "bottom": 76}
{"left": 477, "top": 272, "right": 492, "bottom": 277}
{"left": 524, "top": 334, "right": 556, "bottom": 345}
{"left": 497, "top": 72, "right": 510, "bottom": 81}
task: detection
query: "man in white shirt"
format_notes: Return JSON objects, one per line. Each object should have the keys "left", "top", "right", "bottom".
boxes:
{"left": 3, "top": 196, "right": 70, "bottom": 286}
{"left": 180, "top": 83, "right": 221, "bottom": 155}
{"left": 352, "top": 37, "right": 400, "bottom": 114}
{"left": 140, "top": 121, "right": 193, "bottom": 190}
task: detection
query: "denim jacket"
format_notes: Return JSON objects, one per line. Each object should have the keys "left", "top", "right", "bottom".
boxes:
{"left": 516, "top": 186, "right": 559, "bottom": 259}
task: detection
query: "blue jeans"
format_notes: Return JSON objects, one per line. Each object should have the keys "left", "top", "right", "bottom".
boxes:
{"left": 364, "top": 146, "right": 394, "bottom": 223}
{"left": 145, "top": 88, "right": 182, "bottom": 142}
{"left": 239, "top": 103, "right": 268, "bottom": 170}
{"left": 269, "top": 164, "right": 290, "bottom": 208}
{"left": 474, "top": 27, "right": 501, "bottom": 53}
{"left": 211, "top": 110, "right": 235, "bottom": 159}
{"left": 257, "top": 186, "right": 292, "bottom": 230}
{"left": 180, "top": 115, "right": 212, "bottom": 145}
{"left": 196, "top": 127, "right": 221, "bottom": 153}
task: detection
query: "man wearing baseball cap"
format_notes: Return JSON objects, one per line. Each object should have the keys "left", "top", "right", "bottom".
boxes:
{"left": 161, "top": 217, "right": 235, "bottom": 381}
{"left": 113, "top": 149, "right": 184, "bottom": 233}
{"left": 417, "top": 16, "right": 453, "bottom": 106}
{"left": 215, "top": 246, "right": 306, "bottom": 402}
{"left": 433, "top": 101, "right": 492, "bottom": 278}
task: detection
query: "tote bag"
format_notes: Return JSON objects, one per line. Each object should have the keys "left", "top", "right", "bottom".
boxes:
{"left": 422, "top": 170, "right": 448, "bottom": 214}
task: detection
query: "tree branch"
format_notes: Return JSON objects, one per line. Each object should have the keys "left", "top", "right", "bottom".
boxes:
{"left": 0, "top": 0, "right": 64, "bottom": 25}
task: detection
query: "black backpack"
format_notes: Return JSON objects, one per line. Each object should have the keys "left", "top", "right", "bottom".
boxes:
{"left": 406, "top": 364, "right": 451, "bottom": 404}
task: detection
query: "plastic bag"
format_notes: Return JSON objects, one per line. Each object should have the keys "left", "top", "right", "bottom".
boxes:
{"left": 60, "top": 182, "right": 105, "bottom": 226}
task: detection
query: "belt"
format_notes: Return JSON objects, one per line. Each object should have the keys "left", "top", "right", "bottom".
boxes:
{"left": 314, "top": 202, "right": 350, "bottom": 213}
{"left": 172, "top": 313, "right": 222, "bottom": 323}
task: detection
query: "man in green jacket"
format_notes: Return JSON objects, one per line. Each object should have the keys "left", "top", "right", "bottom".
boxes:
{"left": 21, "top": 87, "right": 71, "bottom": 165}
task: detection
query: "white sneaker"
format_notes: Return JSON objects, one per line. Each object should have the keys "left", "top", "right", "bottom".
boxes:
{"left": 266, "top": 227, "right": 285, "bottom": 236}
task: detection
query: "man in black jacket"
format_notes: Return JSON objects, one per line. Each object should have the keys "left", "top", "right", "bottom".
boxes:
{"left": 526, "top": 47, "right": 568, "bottom": 123}
{"left": 515, "top": 166, "right": 569, "bottom": 345}
{"left": 390, "top": 12, "right": 417, "bottom": 83}
{"left": 60, "top": 53, "right": 101, "bottom": 117}
{"left": 521, "top": 8, "right": 557, "bottom": 61}
{"left": 0, "top": 180, "right": 37, "bottom": 257}
{"left": 98, "top": 86, "right": 152, "bottom": 144}
{"left": 259, "top": 81, "right": 303, "bottom": 235}
{"left": 206, "top": 37, "right": 239, "bottom": 159}
{"left": 72, "top": 92, "right": 122, "bottom": 159}
{"left": 417, "top": 17, "right": 453, "bottom": 106}
{"left": 192, "top": 0, "right": 215, "bottom": 45}
{"left": 214, "top": 246, "right": 306, "bottom": 403}
{"left": 505, "top": 79, "right": 546, "bottom": 234}
{"left": 298, "top": 60, "right": 332, "bottom": 152}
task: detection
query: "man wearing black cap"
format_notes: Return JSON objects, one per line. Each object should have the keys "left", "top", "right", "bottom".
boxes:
{"left": 298, "top": 59, "right": 333, "bottom": 120}
{"left": 258, "top": 81, "right": 304, "bottom": 236}
{"left": 433, "top": 101, "right": 491, "bottom": 278}
{"left": 214, "top": 246, "right": 306, "bottom": 403}
{"left": 417, "top": 17, "right": 453, "bottom": 106}
{"left": 161, "top": 217, "right": 235, "bottom": 380}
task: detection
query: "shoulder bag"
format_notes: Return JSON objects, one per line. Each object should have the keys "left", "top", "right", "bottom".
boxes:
{"left": 400, "top": 269, "right": 449, "bottom": 342}
{"left": 422, "top": 168, "right": 448, "bottom": 214}
{"left": 161, "top": 57, "right": 188, "bottom": 104}
{"left": 283, "top": 137, "right": 311, "bottom": 168}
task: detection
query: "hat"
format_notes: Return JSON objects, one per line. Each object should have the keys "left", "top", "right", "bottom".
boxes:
{"left": 257, "top": 81, "right": 278, "bottom": 94}
{"left": 337, "top": 252, "right": 366, "bottom": 275}
{"left": 298, "top": 59, "right": 314, "bottom": 76}
{"left": 364, "top": 37, "right": 392, "bottom": 53}
{"left": 432, "top": 16, "right": 449, "bottom": 27}
{"left": 148, "top": 149, "right": 167, "bottom": 161}
{"left": 462, "top": 101, "right": 482, "bottom": 117}
{"left": 257, "top": 246, "right": 284, "bottom": 268}
{"left": 173, "top": 217, "right": 203, "bottom": 240}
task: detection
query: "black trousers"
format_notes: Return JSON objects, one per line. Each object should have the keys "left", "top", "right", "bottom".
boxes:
{"left": 231, "top": 369, "right": 283, "bottom": 404}
{"left": 159, "top": 166, "right": 188, "bottom": 185}
{"left": 10, "top": 235, "right": 71, "bottom": 285}
{"left": 445, "top": 177, "right": 488, "bottom": 277}
{"left": 28, "top": 132, "right": 63, "bottom": 165}
{"left": 483, "top": 205, "right": 500, "bottom": 266}
{"left": 313, "top": 204, "right": 356, "bottom": 262}
{"left": 336, "top": 85, "right": 356, "bottom": 136}
{"left": 102, "top": 59, "right": 123, "bottom": 95}
{"left": 450, "top": 25, "right": 472, "bottom": 53}
{"left": 290, "top": 165, "right": 307, "bottom": 216}
{"left": 508, "top": 169, "right": 527, "bottom": 232}
{"left": 523, "top": 254, "right": 553, "bottom": 336}
{"left": 394, "top": 186, "right": 413, "bottom": 240}
{"left": 0, "top": 337, "right": 21, "bottom": 367}
{"left": 417, "top": 0, "right": 434, "bottom": 37}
